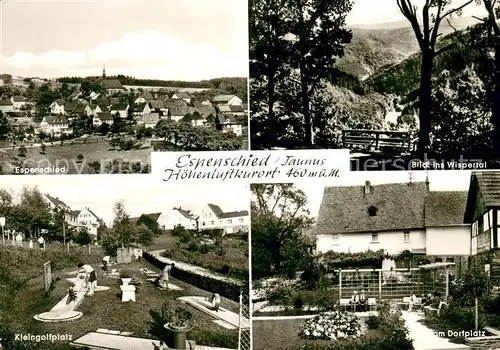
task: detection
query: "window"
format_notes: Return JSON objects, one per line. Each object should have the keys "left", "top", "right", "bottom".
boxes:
{"left": 368, "top": 206, "right": 378, "bottom": 216}
{"left": 404, "top": 231, "right": 410, "bottom": 242}
{"left": 332, "top": 234, "right": 339, "bottom": 241}
{"left": 211, "top": 221, "right": 215, "bottom": 225}
{"left": 238, "top": 218, "right": 244, "bottom": 223}
{"left": 371, "top": 233, "right": 379, "bottom": 242}
{"left": 446, "top": 258, "right": 455, "bottom": 263}
{"left": 227, "top": 219, "right": 232, "bottom": 224}
{"left": 435, "top": 258, "right": 443, "bottom": 263}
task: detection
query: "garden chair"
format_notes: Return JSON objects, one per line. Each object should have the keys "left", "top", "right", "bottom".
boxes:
{"left": 367, "top": 298, "right": 377, "bottom": 311}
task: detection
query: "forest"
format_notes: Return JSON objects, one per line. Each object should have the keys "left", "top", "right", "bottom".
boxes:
{"left": 250, "top": 0, "right": 500, "bottom": 164}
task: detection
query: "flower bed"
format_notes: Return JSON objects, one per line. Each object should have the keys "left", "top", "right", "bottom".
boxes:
{"left": 299, "top": 311, "right": 364, "bottom": 341}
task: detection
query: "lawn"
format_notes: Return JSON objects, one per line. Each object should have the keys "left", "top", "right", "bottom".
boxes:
{"left": 151, "top": 233, "right": 249, "bottom": 280}
{"left": 3, "top": 260, "right": 239, "bottom": 348}
{"left": 252, "top": 318, "right": 382, "bottom": 350}
{"left": 3, "top": 139, "right": 151, "bottom": 174}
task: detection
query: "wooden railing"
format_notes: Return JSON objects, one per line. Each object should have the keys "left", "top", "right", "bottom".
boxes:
{"left": 342, "top": 129, "right": 411, "bottom": 152}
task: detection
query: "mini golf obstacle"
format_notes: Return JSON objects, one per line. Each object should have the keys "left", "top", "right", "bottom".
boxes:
{"left": 178, "top": 296, "right": 250, "bottom": 329}
{"left": 34, "top": 274, "right": 109, "bottom": 323}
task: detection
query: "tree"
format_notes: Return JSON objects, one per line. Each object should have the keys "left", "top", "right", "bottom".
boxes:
{"left": 9, "top": 187, "right": 52, "bottom": 237}
{"left": 73, "top": 227, "right": 92, "bottom": 245}
{"left": 251, "top": 184, "right": 314, "bottom": 277}
{"left": 99, "top": 122, "right": 110, "bottom": 135}
{"left": 136, "top": 224, "right": 154, "bottom": 246}
{"left": 136, "top": 214, "right": 161, "bottom": 235}
{"left": 397, "top": 0, "right": 478, "bottom": 154}
{"left": 0, "top": 111, "right": 11, "bottom": 141}
{"left": 40, "top": 143, "right": 46, "bottom": 154}
{"left": 112, "top": 201, "right": 134, "bottom": 248}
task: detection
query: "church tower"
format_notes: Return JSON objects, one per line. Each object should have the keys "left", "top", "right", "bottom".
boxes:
{"left": 102, "top": 65, "right": 106, "bottom": 79}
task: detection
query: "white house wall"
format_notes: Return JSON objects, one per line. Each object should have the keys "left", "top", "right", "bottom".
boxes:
{"left": 425, "top": 226, "right": 470, "bottom": 255}
{"left": 316, "top": 229, "right": 426, "bottom": 255}
{"left": 165, "top": 210, "right": 196, "bottom": 230}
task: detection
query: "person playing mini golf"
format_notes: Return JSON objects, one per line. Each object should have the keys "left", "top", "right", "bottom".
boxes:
{"left": 162, "top": 263, "right": 175, "bottom": 288}
{"left": 78, "top": 262, "right": 97, "bottom": 295}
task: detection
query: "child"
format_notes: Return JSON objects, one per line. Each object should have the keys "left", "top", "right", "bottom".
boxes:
{"left": 78, "top": 263, "right": 97, "bottom": 296}
{"left": 162, "top": 263, "right": 175, "bottom": 288}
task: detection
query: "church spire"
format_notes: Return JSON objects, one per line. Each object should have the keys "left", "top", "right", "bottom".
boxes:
{"left": 102, "top": 65, "right": 106, "bottom": 79}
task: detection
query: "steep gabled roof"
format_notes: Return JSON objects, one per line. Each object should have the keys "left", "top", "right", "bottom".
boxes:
{"left": 207, "top": 203, "right": 224, "bottom": 218}
{"left": 110, "top": 103, "right": 128, "bottom": 111}
{"left": 44, "top": 115, "right": 69, "bottom": 124}
{"left": 213, "top": 95, "right": 237, "bottom": 103}
{"left": 11, "top": 96, "right": 26, "bottom": 102}
{"left": 103, "top": 79, "right": 124, "bottom": 90}
{"left": 464, "top": 171, "right": 500, "bottom": 223}
{"left": 220, "top": 210, "right": 249, "bottom": 219}
{"left": 172, "top": 92, "right": 190, "bottom": 99}
{"left": 174, "top": 207, "right": 195, "bottom": 219}
{"left": 131, "top": 212, "right": 162, "bottom": 223}
{"left": 316, "top": 182, "right": 428, "bottom": 235}
{"left": 44, "top": 193, "right": 69, "bottom": 208}
{"left": 0, "top": 99, "right": 13, "bottom": 106}
{"left": 96, "top": 112, "right": 113, "bottom": 121}
{"left": 425, "top": 191, "right": 468, "bottom": 227}
{"left": 140, "top": 113, "right": 160, "bottom": 125}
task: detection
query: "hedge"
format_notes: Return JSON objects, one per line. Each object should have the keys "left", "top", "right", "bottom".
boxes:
{"left": 143, "top": 252, "right": 247, "bottom": 303}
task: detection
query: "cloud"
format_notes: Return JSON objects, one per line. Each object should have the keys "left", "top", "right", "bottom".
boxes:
{"left": 2, "top": 30, "right": 247, "bottom": 80}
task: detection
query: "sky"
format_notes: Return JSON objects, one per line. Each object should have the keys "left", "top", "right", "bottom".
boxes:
{"left": 294, "top": 170, "right": 473, "bottom": 219}
{"left": 0, "top": 0, "right": 248, "bottom": 80}
{"left": 0, "top": 175, "right": 250, "bottom": 226}
{"left": 346, "top": 0, "right": 488, "bottom": 26}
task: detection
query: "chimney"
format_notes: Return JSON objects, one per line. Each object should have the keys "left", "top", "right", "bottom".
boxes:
{"left": 364, "top": 181, "right": 371, "bottom": 194}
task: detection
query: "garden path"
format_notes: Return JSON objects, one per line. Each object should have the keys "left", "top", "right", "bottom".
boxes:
{"left": 148, "top": 250, "right": 243, "bottom": 285}
{"left": 401, "top": 311, "right": 469, "bottom": 350}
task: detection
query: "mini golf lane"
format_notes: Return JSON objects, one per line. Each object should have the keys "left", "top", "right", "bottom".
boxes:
{"left": 178, "top": 296, "right": 250, "bottom": 329}
{"left": 34, "top": 277, "right": 109, "bottom": 323}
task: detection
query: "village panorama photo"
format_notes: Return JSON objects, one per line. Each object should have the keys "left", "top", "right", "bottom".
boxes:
{"left": 251, "top": 171, "right": 500, "bottom": 349}
{"left": 0, "top": 0, "right": 249, "bottom": 175}
{"left": 0, "top": 175, "right": 250, "bottom": 350}
{"left": 249, "top": 0, "right": 500, "bottom": 170}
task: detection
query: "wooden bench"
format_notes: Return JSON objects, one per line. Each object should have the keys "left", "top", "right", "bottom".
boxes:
{"left": 339, "top": 298, "right": 376, "bottom": 312}
{"left": 424, "top": 301, "right": 447, "bottom": 317}
{"left": 398, "top": 297, "right": 422, "bottom": 310}
{"left": 342, "top": 129, "right": 411, "bottom": 153}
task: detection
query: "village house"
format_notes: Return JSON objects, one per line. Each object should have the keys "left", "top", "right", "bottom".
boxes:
{"left": 39, "top": 115, "right": 73, "bottom": 136}
{"left": 190, "top": 112, "right": 206, "bottom": 127}
{"left": 91, "top": 104, "right": 103, "bottom": 117}
{"left": 213, "top": 95, "right": 243, "bottom": 106}
{"left": 93, "top": 112, "right": 114, "bottom": 126}
{"left": 465, "top": 172, "right": 500, "bottom": 256}
{"left": 89, "top": 91, "right": 101, "bottom": 101}
{"left": 215, "top": 113, "right": 242, "bottom": 136}
{"left": 49, "top": 99, "right": 66, "bottom": 114}
{"left": 110, "top": 103, "right": 129, "bottom": 119}
{"left": 314, "top": 181, "right": 470, "bottom": 263}
{"left": 131, "top": 103, "right": 152, "bottom": 117}
{"left": 138, "top": 113, "right": 160, "bottom": 128}
{"left": 197, "top": 203, "right": 249, "bottom": 234}
{"left": 10, "top": 96, "right": 27, "bottom": 110}
{"left": 73, "top": 102, "right": 93, "bottom": 118}
{"left": 134, "top": 91, "right": 154, "bottom": 104}
{"left": 43, "top": 194, "right": 102, "bottom": 238}
{"left": 68, "top": 89, "right": 82, "bottom": 100}
{"left": 149, "top": 100, "right": 167, "bottom": 115}
{"left": 169, "top": 106, "right": 191, "bottom": 122}
{"left": 171, "top": 92, "right": 191, "bottom": 104}
{"left": 229, "top": 105, "right": 246, "bottom": 116}
{"left": 0, "top": 99, "right": 14, "bottom": 114}
{"left": 163, "top": 207, "right": 197, "bottom": 230}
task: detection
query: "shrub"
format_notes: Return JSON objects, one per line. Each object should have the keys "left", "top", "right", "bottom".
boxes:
{"left": 143, "top": 252, "right": 243, "bottom": 302}
{"left": 298, "top": 311, "right": 363, "bottom": 340}
{"left": 294, "top": 296, "right": 305, "bottom": 310}
{"left": 366, "top": 315, "right": 380, "bottom": 329}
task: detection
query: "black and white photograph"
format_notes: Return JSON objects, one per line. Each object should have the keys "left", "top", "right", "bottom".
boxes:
{"left": 250, "top": 171, "right": 500, "bottom": 349}
{"left": 0, "top": 175, "right": 250, "bottom": 350}
{"left": 0, "top": 0, "right": 249, "bottom": 175}
{"left": 249, "top": 0, "right": 500, "bottom": 170}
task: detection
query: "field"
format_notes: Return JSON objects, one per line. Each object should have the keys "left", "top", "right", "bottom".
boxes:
{"left": 0, "top": 245, "right": 239, "bottom": 348}
{"left": 3, "top": 140, "right": 151, "bottom": 174}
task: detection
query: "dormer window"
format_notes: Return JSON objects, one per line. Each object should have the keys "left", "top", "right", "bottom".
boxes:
{"left": 368, "top": 206, "right": 378, "bottom": 216}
